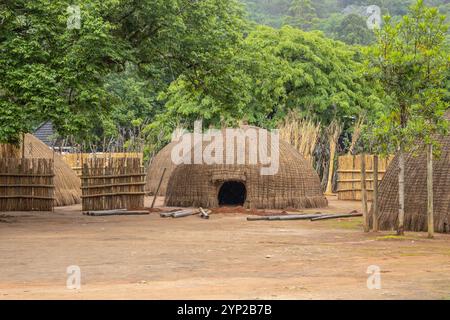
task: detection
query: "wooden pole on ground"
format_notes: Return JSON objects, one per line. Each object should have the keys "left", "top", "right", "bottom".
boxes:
{"left": 361, "top": 153, "right": 369, "bottom": 232}
{"left": 151, "top": 167, "right": 166, "bottom": 209}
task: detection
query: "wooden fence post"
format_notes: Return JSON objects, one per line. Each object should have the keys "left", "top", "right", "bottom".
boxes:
{"left": 361, "top": 153, "right": 369, "bottom": 232}
{"left": 372, "top": 154, "right": 379, "bottom": 232}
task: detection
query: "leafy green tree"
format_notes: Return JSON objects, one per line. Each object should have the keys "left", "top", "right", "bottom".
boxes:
{"left": 284, "top": 0, "right": 319, "bottom": 30}
{"left": 366, "top": 0, "right": 449, "bottom": 235}
{"left": 0, "top": 0, "right": 127, "bottom": 144}
{"left": 335, "top": 13, "right": 375, "bottom": 45}
{"left": 150, "top": 25, "right": 382, "bottom": 141}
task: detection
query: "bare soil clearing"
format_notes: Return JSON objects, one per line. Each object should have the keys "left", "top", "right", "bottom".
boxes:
{"left": 0, "top": 196, "right": 449, "bottom": 300}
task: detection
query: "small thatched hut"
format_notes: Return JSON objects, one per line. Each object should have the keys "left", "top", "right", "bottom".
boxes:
{"left": 164, "top": 127, "right": 327, "bottom": 209}
{"left": 371, "top": 111, "right": 450, "bottom": 233}
{"left": 1, "top": 134, "right": 81, "bottom": 207}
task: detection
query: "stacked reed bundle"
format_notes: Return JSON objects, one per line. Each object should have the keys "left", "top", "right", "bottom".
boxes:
{"left": 279, "top": 112, "right": 321, "bottom": 166}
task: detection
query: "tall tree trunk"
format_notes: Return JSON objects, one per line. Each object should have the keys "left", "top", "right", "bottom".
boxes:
{"left": 427, "top": 143, "right": 434, "bottom": 239}
{"left": 372, "top": 154, "right": 379, "bottom": 232}
{"left": 398, "top": 150, "right": 405, "bottom": 236}
{"left": 361, "top": 153, "right": 369, "bottom": 232}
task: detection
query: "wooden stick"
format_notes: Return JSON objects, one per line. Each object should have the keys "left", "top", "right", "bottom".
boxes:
{"left": 199, "top": 207, "right": 210, "bottom": 219}
{"left": 160, "top": 209, "right": 190, "bottom": 218}
{"left": 84, "top": 209, "right": 149, "bottom": 216}
{"left": 427, "top": 143, "right": 434, "bottom": 239}
{"left": 172, "top": 209, "right": 200, "bottom": 218}
{"left": 247, "top": 214, "right": 324, "bottom": 221}
{"left": 372, "top": 154, "right": 379, "bottom": 232}
{"left": 361, "top": 153, "right": 369, "bottom": 232}
{"left": 151, "top": 167, "right": 166, "bottom": 209}
{"left": 311, "top": 213, "right": 363, "bottom": 221}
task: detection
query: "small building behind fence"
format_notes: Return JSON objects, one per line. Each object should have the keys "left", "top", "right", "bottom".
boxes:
{"left": 337, "top": 154, "right": 394, "bottom": 201}
{"left": 81, "top": 158, "right": 145, "bottom": 212}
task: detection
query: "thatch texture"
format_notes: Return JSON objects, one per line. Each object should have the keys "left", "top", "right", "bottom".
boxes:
{"left": 370, "top": 111, "right": 450, "bottom": 233}
{"left": 145, "top": 140, "right": 183, "bottom": 196}
{"left": 1, "top": 134, "right": 81, "bottom": 207}
{"left": 165, "top": 127, "right": 327, "bottom": 209}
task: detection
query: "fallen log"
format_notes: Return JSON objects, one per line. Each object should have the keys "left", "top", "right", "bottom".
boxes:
{"left": 84, "top": 210, "right": 149, "bottom": 216}
{"left": 310, "top": 213, "right": 363, "bottom": 221}
{"left": 172, "top": 209, "right": 200, "bottom": 218}
{"left": 159, "top": 209, "right": 190, "bottom": 218}
{"left": 247, "top": 214, "right": 325, "bottom": 221}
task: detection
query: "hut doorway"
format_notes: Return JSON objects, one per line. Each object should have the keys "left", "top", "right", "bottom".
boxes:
{"left": 218, "top": 181, "right": 246, "bottom": 206}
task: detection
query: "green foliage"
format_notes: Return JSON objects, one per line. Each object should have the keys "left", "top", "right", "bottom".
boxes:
{"left": 365, "top": 0, "right": 449, "bottom": 155}
{"left": 283, "top": 0, "right": 319, "bottom": 30}
{"left": 240, "top": 0, "right": 450, "bottom": 45}
{"left": 0, "top": 0, "right": 126, "bottom": 144}
{"left": 151, "top": 25, "right": 381, "bottom": 139}
{"left": 334, "top": 14, "right": 375, "bottom": 45}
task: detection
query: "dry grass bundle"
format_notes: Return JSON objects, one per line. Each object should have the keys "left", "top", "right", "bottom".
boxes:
{"left": 279, "top": 112, "right": 321, "bottom": 166}
{"left": 0, "top": 134, "right": 81, "bottom": 207}
{"left": 325, "top": 120, "right": 342, "bottom": 195}
{"left": 349, "top": 116, "right": 365, "bottom": 155}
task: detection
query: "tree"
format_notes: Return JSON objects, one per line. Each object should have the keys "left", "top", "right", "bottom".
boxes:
{"left": 149, "top": 25, "right": 381, "bottom": 143}
{"left": 0, "top": 0, "right": 127, "bottom": 144}
{"left": 367, "top": 0, "right": 449, "bottom": 236}
{"left": 335, "top": 13, "right": 375, "bottom": 45}
{"left": 284, "top": 0, "right": 319, "bottom": 30}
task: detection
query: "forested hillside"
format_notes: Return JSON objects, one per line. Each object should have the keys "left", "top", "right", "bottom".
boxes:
{"left": 241, "top": 0, "right": 450, "bottom": 44}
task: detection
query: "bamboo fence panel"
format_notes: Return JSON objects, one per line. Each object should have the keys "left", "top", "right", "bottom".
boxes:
{"left": 0, "top": 158, "right": 55, "bottom": 211}
{"left": 63, "top": 153, "right": 143, "bottom": 176}
{"left": 81, "top": 158, "right": 145, "bottom": 212}
{"left": 337, "top": 154, "right": 394, "bottom": 201}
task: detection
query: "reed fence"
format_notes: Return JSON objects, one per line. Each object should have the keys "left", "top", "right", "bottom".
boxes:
{"left": 0, "top": 158, "right": 55, "bottom": 211}
{"left": 337, "top": 154, "right": 394, "bottom": 201}
{"left": 81, "top": 158, "right": 145, "bottom": 212}
{"left": 63, "top": 153, "right": 144, "bottom": 176}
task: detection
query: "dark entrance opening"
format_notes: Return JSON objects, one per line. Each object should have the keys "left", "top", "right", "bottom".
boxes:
{"left": 218, "top": 181, "right": 246, "bottom": 206}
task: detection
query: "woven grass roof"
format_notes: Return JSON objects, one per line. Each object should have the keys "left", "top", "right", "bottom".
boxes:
{"left": 163, "top": 127, "right": 327, "bottom": 209}
{"left": 145, "top": 139, "right": 183, "bottom": 196}
{"left": 370, "top": 110, "right": 450, "bottom": 233}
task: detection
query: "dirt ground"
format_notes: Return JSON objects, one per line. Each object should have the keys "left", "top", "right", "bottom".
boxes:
{"left": 0, "top": 196, "right": 449, "bottom": 300}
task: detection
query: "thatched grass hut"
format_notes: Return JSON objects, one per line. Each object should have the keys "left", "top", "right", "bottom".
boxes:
{"left": 1, "top": 134, "right": 81, "bottom": 207}
{"left": 371, "top": 111, "right": 450, "bottom": 233}
{"left": 145, "top": 140, "right": 182, "bottom": 196}
{"left": 164, "top": 127, "right": 327, "bottom": 209}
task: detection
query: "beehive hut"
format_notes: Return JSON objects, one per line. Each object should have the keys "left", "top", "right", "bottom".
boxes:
{"left": 0, "top": 134, "right": 81, "bottom": 207}
{"left": 370, "top": 111, "right": 450, "bottom": 233}
{"left": 164, "top": 126, "right": 327, "bottom": 209}
{"left": 145, "top": 140, "right": 182, "bottom": 196}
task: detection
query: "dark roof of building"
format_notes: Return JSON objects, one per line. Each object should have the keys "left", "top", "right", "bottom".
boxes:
{"left": 33, "top": 121, "right": 56, "bottom": 146}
